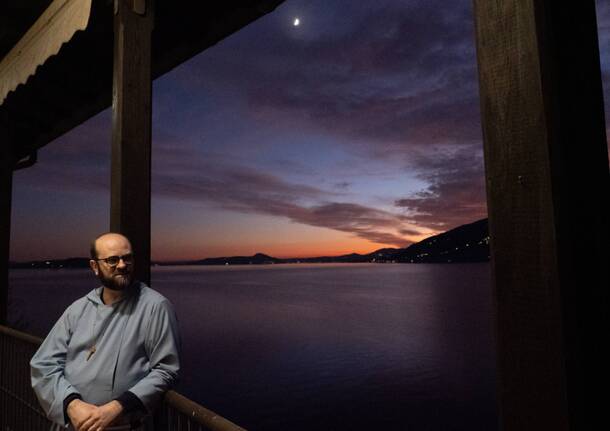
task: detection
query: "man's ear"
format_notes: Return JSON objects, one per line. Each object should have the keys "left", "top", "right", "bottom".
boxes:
{"left": 89, "top": 259, "right": 99, "bottom": 275}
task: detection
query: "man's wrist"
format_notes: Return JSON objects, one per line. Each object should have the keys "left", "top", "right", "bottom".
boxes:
{"left": 63, "top": 393, "right": 82, "bottom": 423}
{"left": 106, "top": 399, "right": 124, "bottom": 414}
{"left": 67, "top": 398, "right": 82, "bottom": 415}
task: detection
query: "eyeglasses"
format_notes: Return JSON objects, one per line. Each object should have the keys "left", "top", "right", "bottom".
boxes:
{"left": 95, "top": 253, "right": 134, "bottom": 267}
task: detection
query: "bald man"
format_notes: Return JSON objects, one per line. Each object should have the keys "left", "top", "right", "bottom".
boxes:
{"left": 30, "top": 233, "right": 180, "bottom": 431}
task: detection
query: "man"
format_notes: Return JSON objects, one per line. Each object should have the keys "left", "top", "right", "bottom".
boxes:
{"left": 30, "top": 233, "right": 180, "bottom": 430}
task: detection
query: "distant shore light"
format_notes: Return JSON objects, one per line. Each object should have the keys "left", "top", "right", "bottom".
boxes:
{"left": 293, "top": 18, "right": 300, "bottom": 26}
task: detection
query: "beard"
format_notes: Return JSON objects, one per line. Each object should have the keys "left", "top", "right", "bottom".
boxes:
{"left": 97, "top": 269, "right": 133, "bottom": 290}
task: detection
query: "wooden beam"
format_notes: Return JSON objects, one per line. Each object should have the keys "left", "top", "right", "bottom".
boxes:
{"left": 473, "top": 0, "right": 609, "bottom": 429}
{"left": 111, "top": 0, "right": 154, "bottom": 285}
{"left": 0, "top": 116, "right": 12, "bottom": 325}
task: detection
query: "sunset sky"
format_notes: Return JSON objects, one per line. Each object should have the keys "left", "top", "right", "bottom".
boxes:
{"left": 9, "top": 0, "right": 610, "bottom": 261}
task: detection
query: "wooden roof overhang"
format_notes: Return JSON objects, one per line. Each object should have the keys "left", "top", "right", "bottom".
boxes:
{"left": 0, "top": 0, "right": 284, "bottom": 166}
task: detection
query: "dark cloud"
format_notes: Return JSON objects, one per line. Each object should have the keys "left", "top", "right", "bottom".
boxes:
{"left": 171, "top": 0, "right": 482, "bottom": 162}
{"left": 282, "top": 202, "right": 411, "bottom": 247}
{"left": 148, "top": 0, "right": 489, "bottom": 241}
{"left": 14, "top": 107, "right": 420, "bottom": 249}
{"left": 21, "top": 129, "right": 417, "bottom": 248}
{"left": 334, "top": 181, "right": 351, "bottom": 190}
{"left": 394, "top": 145, "right": 487, "bottom": 229}
{"left": 152, "top": 148, "right": 416, "bottom": 247}
{"left": 399, "top": 228, "right": 422, "bottom": 236}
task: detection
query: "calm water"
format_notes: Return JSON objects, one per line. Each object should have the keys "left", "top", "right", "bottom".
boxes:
{"left": 9, "top": 263, "right": 498, "bottom": 430}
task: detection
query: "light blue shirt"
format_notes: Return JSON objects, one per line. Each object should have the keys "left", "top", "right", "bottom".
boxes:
{"left": 30, "top": 282, "right": 181, "bottom": 426}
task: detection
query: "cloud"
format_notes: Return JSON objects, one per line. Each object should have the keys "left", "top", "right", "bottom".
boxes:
{"left": 147, "top": 0, "right": 490, "bottom": 240}
{"left": 14, "top": 109, "right": 425, "bottom": 249}
{"left": 394, "top": 145, "right": 488, "bottom": 229}
{"left": 152, "top": 145, "right": 423, "bottom": 246}
{"left": 399, "top": 228, "right": 423, "bottom": 236}
{"left": 278, "top": 202, "right": 414, "bottom": 247}
{"left": 165, "top": 0, "right": 482, "bottom": 163}
{"left": 19, "top": 129, "right": 421, "bottom": 248}
{"left": 334, "top": 181, "right": 351, "bottom": 190}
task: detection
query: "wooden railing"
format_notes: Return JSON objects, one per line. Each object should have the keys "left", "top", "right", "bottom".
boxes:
{"left": 0, "top": 325, "right": 246, "bottom": 431}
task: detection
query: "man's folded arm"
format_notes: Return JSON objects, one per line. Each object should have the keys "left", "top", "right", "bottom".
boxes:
{"left": 30, "top": 307, "right": 81, "bottom": 426}
{"left": 124, "top": 299, "right": 181, "bottom": 413}
{"left": 114, "top": 390, "right": 146, "bottom": 414}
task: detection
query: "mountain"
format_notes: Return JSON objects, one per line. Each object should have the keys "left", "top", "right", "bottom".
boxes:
{"left": 282, "top": 253, "right": 371, "bottom": 263}
{"left": 189, "top": 253, "right": 282, "bottom": 266}
{"left": 9, "top": 219, "right": 490, "bottom": 268}
{"left": 226, "top": 219, "right": 489, "bottom": 264}
{"left": 392, "top": 218, "right": 489, "bottom": 263}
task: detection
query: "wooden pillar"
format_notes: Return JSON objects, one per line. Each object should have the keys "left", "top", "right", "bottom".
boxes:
{"left": 0, "top": 114, "right": 12, "bottom": 325}
{"left": 111, "top": 0, "right": 154, "bottom": 285}
{"left": 473, "top": 1, "right": 609, "bottom": 429}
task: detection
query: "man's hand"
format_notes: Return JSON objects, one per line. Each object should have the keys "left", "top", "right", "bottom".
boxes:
{"left": 67, "top": 399, "right": 97, "bottom": 430}
{"left": 68, "top": 399, "right": 124, "bottom": 431}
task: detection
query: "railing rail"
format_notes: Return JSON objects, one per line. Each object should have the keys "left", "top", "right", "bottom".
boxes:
{"left": 0, "top": 324, "right": 245, "bottom": 431}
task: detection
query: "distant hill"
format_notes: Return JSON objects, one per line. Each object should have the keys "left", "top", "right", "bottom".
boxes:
{"left": 188, "top": 253, "right": 282, "bottom": 266}
{"left": 10, "top": 219, "right": 490, "bottom": 268}
{"left": 10, "top": 257, "right": 90, "bottom": 269}
{"left": 393, "top": 218, "right": 489, "bottom": 263}
{"left": 281, "top": 253, "right": 371, "bottom": 264}
{"left": 301, "top": 218, "right": 489, "bottom": 263}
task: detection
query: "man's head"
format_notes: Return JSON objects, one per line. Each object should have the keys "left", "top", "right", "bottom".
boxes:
{"left": 89, "top": 233, "right": 134, "bottom": 291}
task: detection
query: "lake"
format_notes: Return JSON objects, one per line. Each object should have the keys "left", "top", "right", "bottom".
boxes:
{"left": 9, "top": 263, "right": 498, "bottom": 430}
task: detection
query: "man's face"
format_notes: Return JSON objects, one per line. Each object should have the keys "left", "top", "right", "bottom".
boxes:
{"left": 90, "top": 234, "right": 134, "bottom": 290}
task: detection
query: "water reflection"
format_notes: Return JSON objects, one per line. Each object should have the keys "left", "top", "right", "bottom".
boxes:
{"left": 10, "top": 263, "right": 497, "bottom": 430}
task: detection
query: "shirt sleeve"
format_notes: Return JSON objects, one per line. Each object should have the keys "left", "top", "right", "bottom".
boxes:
{"left": 30, "top": 307, "right": 81, "bottom": 426}
{"left": 127, "top": 299, "right": 181, "bottom": 412}
{"left": 114, "top": 390, "right": 146, "bottom": 414}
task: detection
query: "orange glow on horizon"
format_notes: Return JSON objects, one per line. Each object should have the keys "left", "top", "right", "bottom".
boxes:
{"left": 152, "top": 229, "right": 443, "bottom": 262}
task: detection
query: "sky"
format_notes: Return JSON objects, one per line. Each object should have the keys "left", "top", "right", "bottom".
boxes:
{"left": 9, "top": 0, "right": 610, "bottom": 261}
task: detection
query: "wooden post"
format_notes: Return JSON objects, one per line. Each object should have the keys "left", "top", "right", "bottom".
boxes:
{"left": 473, "top": 1, "right": 609, "bottom": 429}
{"left": 0, "top": 116, "right": 12, "bottom": 325}
{"left": 111, "top": 0, "right": 154, "bottom": 285}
